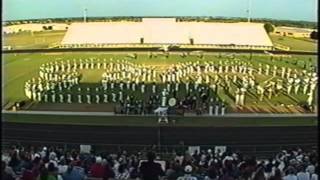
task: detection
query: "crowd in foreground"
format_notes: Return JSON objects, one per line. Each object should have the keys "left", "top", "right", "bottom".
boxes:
{"left": 2, "top": 145, "right": 318, "bottom": 180}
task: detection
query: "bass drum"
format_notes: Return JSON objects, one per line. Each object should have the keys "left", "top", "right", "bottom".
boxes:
{"left": 168, "top": 98, "right": 177, "bottom": 107}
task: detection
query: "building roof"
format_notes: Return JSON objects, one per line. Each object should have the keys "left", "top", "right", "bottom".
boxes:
{"left": 61, "top": 18, "right": 273, "bottom": 46}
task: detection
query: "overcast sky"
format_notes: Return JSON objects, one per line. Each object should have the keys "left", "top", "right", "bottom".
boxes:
{"left": 3, "top": 0, "right": 318, "bottom": 22}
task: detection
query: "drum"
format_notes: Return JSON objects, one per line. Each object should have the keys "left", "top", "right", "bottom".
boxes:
{"left": 168, "top": 98, "right": 177, "bottom": 107}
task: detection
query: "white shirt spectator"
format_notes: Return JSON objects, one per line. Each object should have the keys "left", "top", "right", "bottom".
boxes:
{"left": 311, "top": 174, "right": 318, "bottom": 180}
{"left": 4, "top": 164, "right": 17, "bottom": 179}
{"left": 32, "top": 153, "right": 41, "bottom": 160}
{"left": 40, "top": 150, "right": 47, "bottom": 158}
{"left": 45, "top": 160, "right": 58, "bottom": 169}
{"left": 222, "top": 156, "right": 233, "bottom": 168}
{"left": 208, "top": 158, "right": 214, "bottom": 166}
{"left": 115, "top": 169, "right": 130, "bottom": 180}
{"left": 2, "top": 154, "right": 11, "bottom": 164}
{"left": 278, "top": 161, "right": 285, "bottom": 171}
{"left": 57, "top": 174, "right": 63, "bottom": 180}
{"left": 296, "top": 154, "right": 304, "bottom": 162}
{"left": 175, "top": 155, "right": 184, "bottom": 165}
{"left": 204, "top": 175, "right": 218, "bottom": 180}
{"left": 49, "top": 151, "right": 57, "bottom": 160}
{"left": 113, "top": 160, "right": 120, "bottom": 171}
{"left": 297, "top": 172, "right": 310, "bottom": 180}
{"left": 284, "top": 174, "right": 298, "bottom": 180}
{"left": 306, "top": 165, "right": 315, "bottom": 174}
{"left": 200, "top": 154, "right": 207, "bottom": 162}
{"left": 177, "top": 174, "right": 198, "bottom": 180}
{"left": 58, "top": 164, "right": 68, "bottom": 174}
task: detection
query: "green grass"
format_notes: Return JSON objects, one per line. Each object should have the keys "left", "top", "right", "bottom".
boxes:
{"left": 270, "top": 35, "right": 318, "bottom": 51}
{"left": 2, "top": 113, "right": 317, "bottom": 127}
{"left": 2, "top": 52, "right": 317, "bottom": 109}
{"left": 3, "top": 31, "right": 66, "bottom": 49}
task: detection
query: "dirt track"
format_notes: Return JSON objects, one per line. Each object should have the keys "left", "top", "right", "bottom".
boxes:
{"left": 2, "top": 122, "right": 317, "bottom": 157}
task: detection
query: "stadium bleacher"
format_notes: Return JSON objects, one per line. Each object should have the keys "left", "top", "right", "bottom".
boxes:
{"left": 61, "top": 18, "right": 273, "bottom": 50}
{"left": 2, "top": 144, "right": 318, "bottom": 180}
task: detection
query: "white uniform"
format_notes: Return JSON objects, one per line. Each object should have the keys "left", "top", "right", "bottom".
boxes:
{"left": 67, "top": 94, "right": 72, "bottom": 103}
{"left": 78, "top": 95, "right": 82, "bottom": 103}
{"left": 96, "top": 95, "right": 100, "bottom": 103}
{"left": 87, "top": 94, "right": 91, "bottom": 104}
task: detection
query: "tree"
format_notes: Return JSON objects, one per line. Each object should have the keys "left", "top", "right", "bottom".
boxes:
{"left": 310, "top": 31, "right": 318, "bottom": 39}
{"left": 264, "top": 23, "right": 274, "bottom": 33}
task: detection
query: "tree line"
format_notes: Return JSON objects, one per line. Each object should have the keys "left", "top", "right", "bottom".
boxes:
{"left": 3, "top": 16, "right": 317, "bottom": 29}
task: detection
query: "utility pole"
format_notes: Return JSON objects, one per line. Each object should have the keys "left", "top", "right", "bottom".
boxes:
{"left": 315, "top": 0, "right": 318, "bottom": 25}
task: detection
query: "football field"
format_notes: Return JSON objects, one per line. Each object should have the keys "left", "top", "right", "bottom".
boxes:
{"left": 2, "top": 52, "right": 317, "bottom": 114}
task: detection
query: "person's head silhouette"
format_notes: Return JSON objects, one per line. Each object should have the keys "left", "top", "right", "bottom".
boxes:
{"left": 147, "top": 151, "right": 156, "bottom": 162}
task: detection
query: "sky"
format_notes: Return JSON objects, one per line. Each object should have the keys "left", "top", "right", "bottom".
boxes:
{"left": 2, "top": 0, "right": 318, "bottom": 22}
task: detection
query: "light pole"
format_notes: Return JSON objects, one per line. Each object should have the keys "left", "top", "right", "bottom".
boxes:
{"left": 158, "top": 123, "right": 161, "bottom": 152}
{"left": 247, "top": 0, "right": 252, "bottom": 23}
{"left": 83, "top": 8, "right": 87, "bottom": 23}
{"left": 315, "top": 0, "right": 318, "bottom": 24}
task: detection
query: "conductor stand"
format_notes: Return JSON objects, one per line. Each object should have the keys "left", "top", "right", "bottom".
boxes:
{"left": 154, "top": 90, "right": 177, "bottom": 124}
{"left": 157, "top": 108, "right": 168, "bottom": 124}
{"left": 154, "top": 89, "right": 168, "bottom": 123}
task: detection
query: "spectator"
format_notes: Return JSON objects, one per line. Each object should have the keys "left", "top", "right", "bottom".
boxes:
{"left": 90, "top": 156, "right": 105, "bottom": 178}
{"left": 205, "top": 162, "right": 219, "bottom": 180}
{"left": 265, "top": 158, "right": 275, "bottom": 179}
{"left": 40, "top": 147, "right": 48, "bottom": 160}
{"left": 103, "top": 161, "right": 115, "bottom": 180}
{"left": 32, "top": 156, "right": 41, "bottom": 179}
{"left": 310, "top": 166, "right": 318, "bottom": 180}
{"left": 1, "top": 145, "right": 318, "bottom": 180}
{"left": 47, "top": 162, "right": 58, "bottom": 180}
{"left": 72, "top": 159, "right": 85, "bottom": 178}
{"left": 115, "top": 163, "right": 130, "bottom": 180}
{"left": 165, "top": 161, "right": 180, "bottom": 180}
{"left": 139, "top": 151, "right": 165, "bottom": 180}
{"left": 177, "top": 165, "right": 198, "bottom": 180}
{"left": 2, "top": 161, "right": 15, "bottom": 180}
{"left": 284, "top": 166, "right": 298, "bottom": 180}
{"left": 128, "top": 162, "right": 139, "bottom": 180}
{"left": 8, "top": 150, "right": 21, "bottom": 173}
{"left": 2, "top": 157, "right": 17, "bottom": 179}
{"left": 220, "top": 167, "right": 235, "bottom": 180}
{"left": 269, "top": 168, "right": 283, "bottom": 180}
{"left": 62, "top": 163, "right": 85, "bottom": 180}
{"left": 39, "top": 163, "right": 49, "bottom": 180}
{"left": 57, "top": 159, "right": 68, "bottom": 175}
{"left": 306, "top": 164, "right": 316, "bottom": 177}
{"left": 21, "top": 162, "right": 35, "bottom": 180}
{"left": 253, "top": 166, "right": 266, "bottom": 180}
{"left": 297, "top": 165, "right": 310, "bottom": 180}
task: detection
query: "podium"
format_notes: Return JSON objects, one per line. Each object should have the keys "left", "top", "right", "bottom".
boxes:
{"left": 154, "top": 106, "right": 169, "bottom": 123}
